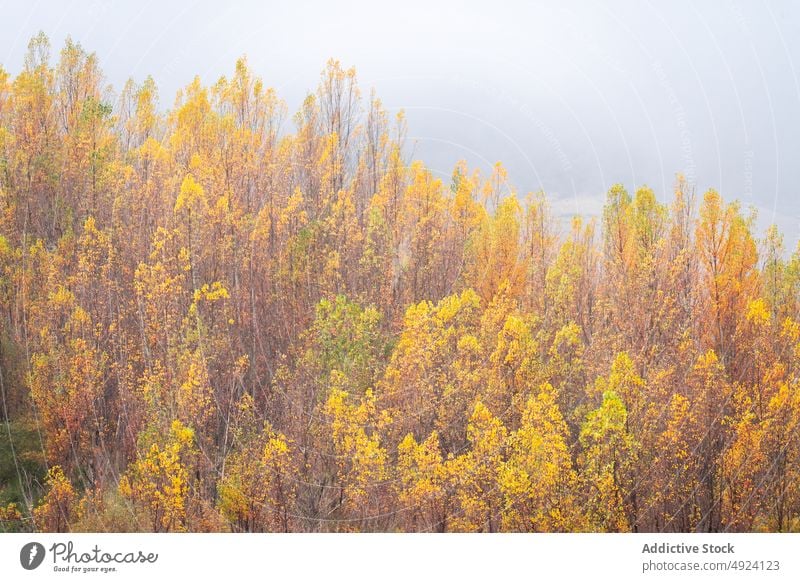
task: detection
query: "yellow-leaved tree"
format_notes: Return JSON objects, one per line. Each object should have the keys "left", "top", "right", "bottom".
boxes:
{"left": 217, "top": 396, "right": 295, "bottom": 532}
{"left": 119, "top": 420, "right": 196, "bottom": 532}
{"left": 500, "top": 383, "right": 584, "bottom": 531}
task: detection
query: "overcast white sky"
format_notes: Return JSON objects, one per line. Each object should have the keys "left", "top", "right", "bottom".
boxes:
{"left": 1, "top": 0, "right": 799, "bottom": 247}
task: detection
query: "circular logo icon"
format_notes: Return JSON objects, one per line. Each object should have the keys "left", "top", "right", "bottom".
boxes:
{"left": 20, "top": 542, "right": 46, "bottom": 570}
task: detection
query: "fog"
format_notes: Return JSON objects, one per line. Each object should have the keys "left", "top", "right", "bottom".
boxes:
{"left": 2, "top": 0, "right": 798, "bottom": 247}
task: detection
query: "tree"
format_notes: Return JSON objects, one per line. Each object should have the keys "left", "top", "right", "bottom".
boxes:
{"left": 2, "top": 34, "right": 799, "bottom": 533}
{"left": 28, "top": 283, "right": 107, "bottom": 477}
{"left": 500, "top": 383, "right": 584, "bottom": 531}
{"left": 323, "top": 384, "right": 389, "bottom": 529}
{"left": 579, "top": 391, "right": 636, "bottom": 531}
{"left": 464, "top": 193, "right": 524, "bottom": 303}
{"left": 396, "top": 430, "right": 450, "bottom": 532}
{"left": 118, "top": 420, "right": 196, "bottom": 532}
{"left": 650, "top": 393, "right": 703, "bottom": 532}
{"left": 688, "top": 350, "right": 731, "bottom": 532}
{"left": 380, "top": 289, "right": 482, "bottom": 451}
{"left": 217, "top": 395, "right": 295, "bottom": 532}
{"left": 33, "top": 465, "right": 77, "bottom": 532}
{"left": 695, "top": 189, "right": 759, "bottom": 372}
{"left": 449, "top": 401, "right": 507, "bottom": 532}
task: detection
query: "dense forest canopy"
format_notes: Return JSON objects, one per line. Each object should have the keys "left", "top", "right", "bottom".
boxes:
{"left": 1, "top": 33, "right": 800, "bottom": 532}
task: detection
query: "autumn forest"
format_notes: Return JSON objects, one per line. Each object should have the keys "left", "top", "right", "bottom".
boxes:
{"left": 1, "top": 34, "right": 800, "bottom": 533}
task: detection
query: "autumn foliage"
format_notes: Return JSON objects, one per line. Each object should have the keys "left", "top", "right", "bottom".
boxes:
{"left": 1, "top": 34, "right": 800, "bottom": 532}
